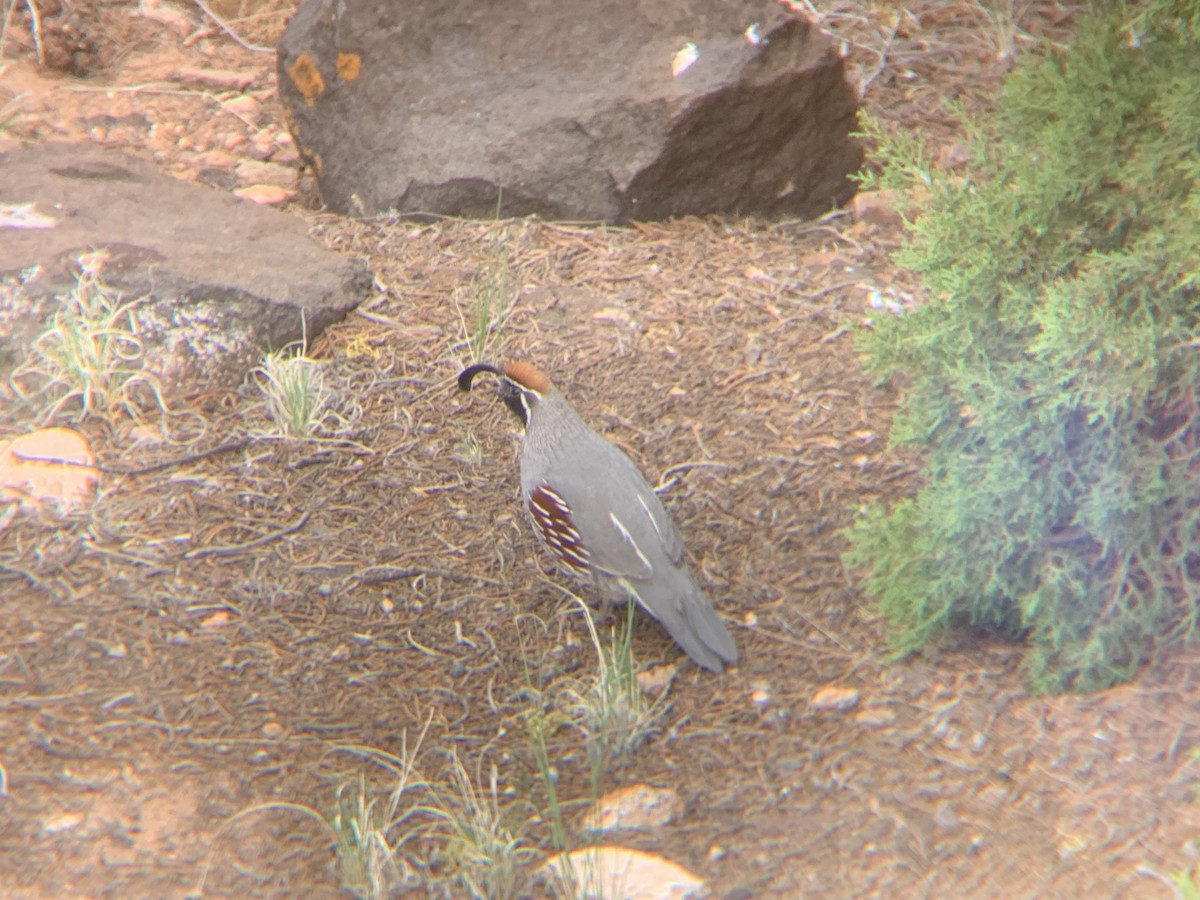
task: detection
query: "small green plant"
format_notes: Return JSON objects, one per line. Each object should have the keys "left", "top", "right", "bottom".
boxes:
{"left": 329, "top": 773, "right": 419, "bottom": 897}
{"left": 523, "top": 697, "right": 570, "bottom": 853}
{"left": 197, "top": 731, "right": 430, "bottom": 899}
{"left": 456, "top": 226, "right": 515, "bottom": 362}
{"left": 1175, "top": 868, "right": 1200, "bottom": 900}
{"left": 418, "top": 751, "right": 537, "bottom": 899}
{"left": 14, "top": 253, "right": 165, "bottom": 422}
{"left": 558, "top": 598, "right": 670, "bottom": 774}
{"left": 457, "top": 431, "right": 484, "bottom": 464}
{"left": 255, "top": 338, "right": 330, "bottom": 437}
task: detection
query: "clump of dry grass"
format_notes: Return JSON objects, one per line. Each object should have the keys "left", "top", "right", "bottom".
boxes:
{"left": 11, "top": 252, "right": 165, "bottom": 424}
{"left": 556, "top": 598, "right": 670, "bottom": 763}
{"left": 254, "top": 342, "right": 331, "bottom": 437}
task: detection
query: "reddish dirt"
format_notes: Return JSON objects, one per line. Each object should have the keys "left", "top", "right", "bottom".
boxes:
{"left": 3, "top": 2, "right": 1199, "bottom": 898}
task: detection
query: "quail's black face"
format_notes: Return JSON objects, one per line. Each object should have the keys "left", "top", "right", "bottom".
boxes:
{"left": 458, "top": 361, "right": 544, "bottom": 430}
{"left": 497, "top": 378, "right": 529, "bottom": 427}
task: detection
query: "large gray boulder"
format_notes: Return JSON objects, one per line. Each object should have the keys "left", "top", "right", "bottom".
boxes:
{"left": 0, "top": 142, "right": 371, "bottom": 400}
{"left": 277, "top": 0, "right": 862, "bottom": 222}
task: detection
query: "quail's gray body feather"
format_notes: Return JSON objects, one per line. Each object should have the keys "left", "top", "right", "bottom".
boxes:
{"left": 520, "top": 388, "right": 738, "bottom": 671}
{"left": 459, "top": 359, "right": 738, "bottom": 672}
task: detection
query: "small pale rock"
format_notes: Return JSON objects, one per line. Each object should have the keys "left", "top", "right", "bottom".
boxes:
{"left": 0, "top": 428, "right": 99, "bottom": 513}
{"left": 200, "top": 611, "right": 233, "bottom": 630}
{"left": 851, "top": 190, "right": 906, "bottom": 228}
{"left": 583, "top": 785, "right": 683, "bottom": 833}
{"left": 234, "top": 184, "right": 295, "bottom": 205}
{"left": 171, "top": 67, "right": 257, "bottom": 91}
{"left": 636, "top": 663, "right": 676, "bottom": 696}
{"left": 251, "top": 127, "right": 280, "bottom": 148}
{"left": 977, "top": 784, "right": 1010, "bottom": 808}
{"left": 138, "top": 0, "right": 194, "bottom": 35}
{"left": 940, "top": 725, "right": 964, "bottom": 750}
{"left": 261, "top": 722, "right": 284, "bottom": 739}
{"left": 811, "top": 685, "right": 859, "bottom": 712}
{"left": 742, "top": 611, "right": 758, "bottom": 627}
{"left": 330, "top": 643, "right": 351, "bottom": 662}
{"left": 671, "top": 42, "right": 700, "bottom": 77}
{"left": 539, "top": 846, "right": 704, "bottom": 899}
{"left": 855, "top": 706, "right": 895, "bottom": 727}
{"left": 43, "top": 812, "right": 86, "bottom": 834}
{"left": 936, "top": 141, "right": 971, "bottom": 171}
{"left": 200, "top": 149, "right": 240, "bottom": 169}
{"left": 0, "top": 202, "right": 58, "bottom": 229}
{"left": 235, "top": 159, "right": 297, "bottom": 187}
{"left": 222, "top": 94, "right": 261, "bottom": 120}
{"left": 593, "top": 307, "right": 632, "bottom": 326}
{"left": 750, "top": 687, "right": 771, "bottom": 712}
{"left": 933, "top": 800, "right": 958, "bottom": 830}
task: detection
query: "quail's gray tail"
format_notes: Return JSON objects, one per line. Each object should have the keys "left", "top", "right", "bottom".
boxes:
{"left": 635, "top": 576, "right": 738, "bottom": 672}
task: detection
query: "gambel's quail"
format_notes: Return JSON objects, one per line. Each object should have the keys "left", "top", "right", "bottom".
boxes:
{"left": 458, "top": 360, "right": 738, "bottom": 672}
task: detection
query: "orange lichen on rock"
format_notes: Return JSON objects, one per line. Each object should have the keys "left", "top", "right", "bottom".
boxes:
{"left": 336, "top": 52, "right": 361, "bottom": 81}
{"left": 289, "top": 54, "right": 325, "bottom": 107}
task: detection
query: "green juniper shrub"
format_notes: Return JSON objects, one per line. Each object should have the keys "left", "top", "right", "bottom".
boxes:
{"left": 845, "top": 3, "right": 1200, "bottom": 692}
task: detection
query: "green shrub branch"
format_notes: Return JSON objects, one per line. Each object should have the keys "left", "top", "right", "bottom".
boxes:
{"left": 847, "top": 3, "right": 1200, "bottom": 691}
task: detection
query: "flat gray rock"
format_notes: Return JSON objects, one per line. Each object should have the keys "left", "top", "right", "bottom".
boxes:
{"left": 0, "top": 141, "right": 370, "bottom": 399}
{"left": 277, "top": 0, "right": 861, "bottom": 223}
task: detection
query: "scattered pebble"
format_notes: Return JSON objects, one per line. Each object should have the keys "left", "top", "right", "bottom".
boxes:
{"left": 170, "top": 67, "right": 257, "bottom": 91}
{"left": 933, "top": 800, "right": 958, "bottom": 830}
{"left": 593, "top": 306, "right": 632, "bottom": 326}
{"left": 539, "top": 846, "right": 704, "bottom": 899}
{"left": 234, "top": 184, "right": 295, "bottom": 205}
{"left": 582, "top": 784, "right": 683, "bottom": 833}
{"left": 636, "top": 663, "right": 675, "bottom": 696}
{"left": 200, "top": 149, "right": 239, "bottom": 169}
{"left": 851, "top": 189, "right": 906, "bottom": 228}
{"left": 0, "top": 427, "right": 99, "bottom": 514}
{"left": 42, "top": 812, "right": 85, "bottom": 835}
{"left": 235, "top": 158, "right": 297, "bottom": 187}
{"left": 750, "top": 685, "right": 772, "bottom": 712}
{"left": 222, "top": 94, "right": 260, "bottom": 120}
{"left": 811, "top": 685, "right": 860, "bottom": 712}
{"left": 200, "top": 611, "right": 233, "bottom": 630}
{"left": 855, "top": 706, "right": 896, "bottom": 727}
